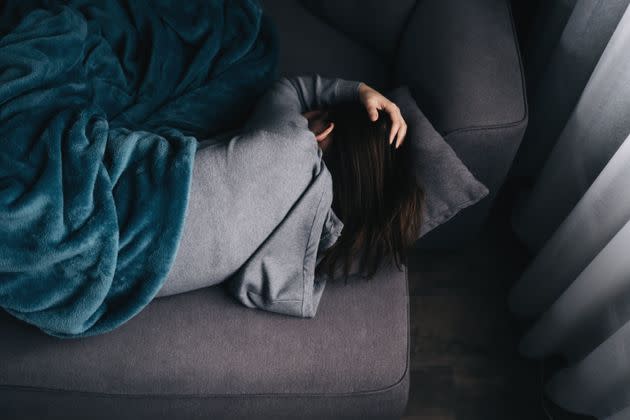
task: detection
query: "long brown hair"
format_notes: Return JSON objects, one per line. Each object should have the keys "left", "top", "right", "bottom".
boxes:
{"left": 316, "top": 101, "right": 425, "bottom": 281}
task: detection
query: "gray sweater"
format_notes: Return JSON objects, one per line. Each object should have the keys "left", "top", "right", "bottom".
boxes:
{"left": 156, "top": 74, "right": 362, "bottom": 318}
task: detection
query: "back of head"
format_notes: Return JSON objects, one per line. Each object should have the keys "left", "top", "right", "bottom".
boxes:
{"left": 316, "top": 101, "right": 425, "bottom": 281}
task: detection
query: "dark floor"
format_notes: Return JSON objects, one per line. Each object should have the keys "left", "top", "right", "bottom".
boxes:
{"left": 402, "top": 180, "right": 595, "bottom": 420}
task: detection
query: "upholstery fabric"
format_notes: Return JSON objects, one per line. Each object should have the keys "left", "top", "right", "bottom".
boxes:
{"left": 0, "top": 259, "right": 410, "bottom": 420}
{"left": 0, "top": 0, "right": 527, "bottom": 418}
{"left": 395, "top": 0, "right": 526, "bottom": 134}
{"left": 389, "top": 86, "right": 489, "bottom": 239}
{"left": 265, "top": 0, "right": 527, "bottom": 247}
{"left": 300, "top": 0, "right": 416, "bottom": 58}
{"left": 395, "top": 0, "right": 528, "bottom": 246}
{"left": 261, "top": 0, "right": 388, "bottom": 90}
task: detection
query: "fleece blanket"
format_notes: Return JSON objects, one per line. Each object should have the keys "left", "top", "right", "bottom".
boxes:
{"left": 0, "top": 0, "right": 278, "bottom": 338}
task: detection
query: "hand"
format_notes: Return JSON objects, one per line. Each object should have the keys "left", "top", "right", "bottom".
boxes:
{"left": 358, "top": 82, "right": 407, "bottom": 149}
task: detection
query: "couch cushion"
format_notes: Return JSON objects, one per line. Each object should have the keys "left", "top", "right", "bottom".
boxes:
{"left": 0, "top": 259, "right": 409, "bottom": 419}
{"left": 299, "top": 0, "right": 416, "bottom": 58}
{"left": 396, "top": 0, "right": 526, "bottom": 134}
{"left": 389, "top": 86, "right": 490, "bottom": 239}
{"left": 260, "top": 0, "right": 389, "bottom": 90}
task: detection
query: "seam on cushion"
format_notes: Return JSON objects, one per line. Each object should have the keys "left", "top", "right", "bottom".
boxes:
{"left": 0, "top": 265, "right": 411, "bottom": 400}
{"left": 443, "top": 115, "right": 527, "bottom": 138}
{"left": 397, "top": 0, "right": 524, "bottom": 138}
{"left": 0, "top": 378, "right": 407, "bottom": 400}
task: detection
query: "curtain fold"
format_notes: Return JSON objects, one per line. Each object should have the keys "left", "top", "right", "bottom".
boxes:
{"left": 546, "top": 318, "right": 630, "bottom": 419}
{"left": 509, "top": 2, "right": 630, "bottom": 419}
{"left": 510, "top": 133, "right": 630, "bottom": 321}
{"left": 512, "top": 0, "right": 628, "bottom": 180}
{"left": 512, "top": 2, "right": 630, "bottom": 252}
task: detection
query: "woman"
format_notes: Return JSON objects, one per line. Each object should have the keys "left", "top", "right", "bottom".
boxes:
{"left": 156, "top": 74, "right": 424, "bottom": 317}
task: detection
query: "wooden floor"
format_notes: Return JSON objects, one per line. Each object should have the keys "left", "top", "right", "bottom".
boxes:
{"left": 402, "top": 183, "right": 595, "bottom": 420}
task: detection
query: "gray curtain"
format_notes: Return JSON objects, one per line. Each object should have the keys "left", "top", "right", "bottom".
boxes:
{"left": 509, "top": 2, "right": 630, "bottom": 419}
{"left": 511, "top": 0, "right": 627, "bottom": 180}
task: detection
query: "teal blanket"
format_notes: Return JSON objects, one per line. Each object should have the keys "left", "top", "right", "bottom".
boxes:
{"left": 0, "top": 0, "right": 278, "bottom": 338}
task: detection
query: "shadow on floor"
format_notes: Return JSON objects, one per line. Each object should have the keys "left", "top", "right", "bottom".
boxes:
{"left": 402, "top": 179, "right": 595, "bottom": 420}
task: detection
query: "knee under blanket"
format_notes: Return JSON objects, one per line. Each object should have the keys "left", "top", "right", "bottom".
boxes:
{"left": 0, "top": 0, "right": 278, "bottom": 338}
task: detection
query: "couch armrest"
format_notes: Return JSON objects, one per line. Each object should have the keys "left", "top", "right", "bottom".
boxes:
{"left": 395, "top": 0, "right": 528, "bottom": 247}
{"left": 396, "top": 0, "right": 527, "bottom": 136}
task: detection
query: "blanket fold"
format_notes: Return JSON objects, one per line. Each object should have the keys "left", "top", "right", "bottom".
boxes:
{"left": 0, "top": 0, "right": 278, "bottom": 338}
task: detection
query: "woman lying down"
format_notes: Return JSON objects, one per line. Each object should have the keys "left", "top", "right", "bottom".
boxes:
{"left": 155, "top": 74, "right": 425, "bottom": 317}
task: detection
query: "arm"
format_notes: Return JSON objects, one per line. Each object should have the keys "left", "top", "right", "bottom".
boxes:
{"left": 243, "top": 74, "right": 361, "bottom": 132}
{"left": 288, "top": 74, "right": 362, "bottom": 112}
{"left": 245, "top": 73, "right": 408, "bottom": 147}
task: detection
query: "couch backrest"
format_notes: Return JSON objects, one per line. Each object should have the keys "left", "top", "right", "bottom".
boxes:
{"left": 299, "top": 0, "right": 416, "bottom": 59}
{"left": 261, "top": 0, "right": 529, "bottom": 244}
{"left": 261, "top": 0, "right": 526, "bottom": 138}
{"left": 259, "top": 0, "right": 390, "bottom": 90}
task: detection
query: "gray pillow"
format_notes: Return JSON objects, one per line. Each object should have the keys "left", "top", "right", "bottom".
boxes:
{"left": 388, "top": 86, "right": 489, "bottom": 238}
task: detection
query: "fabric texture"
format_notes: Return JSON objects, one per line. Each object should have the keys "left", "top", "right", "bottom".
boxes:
{"left": 263, "top": 0, "right": 527, "bottom": 248}
{"left": 389, "top": 86, "right": 490, "bottom": 239}
{"left": 0, "top": 0, "right": 278, "bottom": 338}
{"left": 156, "top": 74, "right": 359, "bottom": 320}
{"left": 509, "top": 3, "right": 630, "bottom": 419}
{"left": 510, "top": 0, "right": 630, "bottom": 179}
{"left": 511, "top": 133, "right": 630, "bottom": 420}
{"left": 511, "top": 2, "right": 630, "bottom": 252}
{"left": 261, "top": 0, "right": 389, "bottom": 91}
{"left": 299, "top": 0, "right": 416, "bottom": 59}
{"left": 0, "top": 0, "right": 527, "bottom": 418}
{"left": 394, "top": 0, "right": 526, "bottom": 135}
{"left": 0, "top": 258, "right": 410, "bottom": 420}
{"left": 394, "top": 0, "right": 528, "bottom": 247}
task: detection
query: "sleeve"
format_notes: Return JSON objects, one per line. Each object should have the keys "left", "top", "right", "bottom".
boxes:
{"left": 223, "top": 160, "right": 339, "bottom": 318}
{"left": 243, "top": 73, "right": 362, "bottom": 132}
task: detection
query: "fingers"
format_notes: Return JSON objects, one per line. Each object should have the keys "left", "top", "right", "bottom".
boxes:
{"left": 364, "top": 95, "right": 407, "bottom": 149}
{"left": 389, "top": 119, "right": 400, "bottom": 145}
{"left": 384, "top": 103, "right": 407, "bottom": 149}
{"left": 395, "top": 120, "right": 407, "bottom": 149}
{"left": 365, "top": 99, "right": 379, "bottom": 121}
{"left": 384, "top": 103, "right": 398, "bottom": 144}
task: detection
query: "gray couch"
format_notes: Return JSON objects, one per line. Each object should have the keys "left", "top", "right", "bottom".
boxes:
{"left": 0, "top": 1, "right": 527, "bottom": 419}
